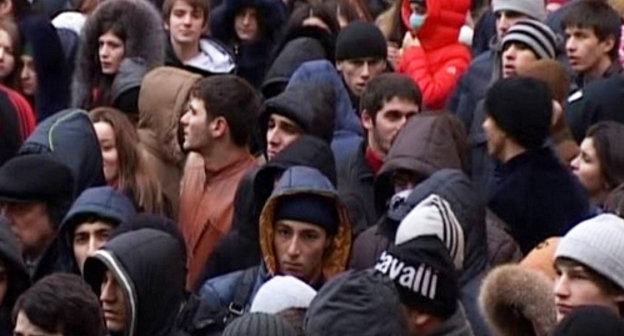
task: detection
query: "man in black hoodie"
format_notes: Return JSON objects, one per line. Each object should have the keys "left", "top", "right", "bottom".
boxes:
{"left": 83, "top": 217, "right": 186, "bottom": 336}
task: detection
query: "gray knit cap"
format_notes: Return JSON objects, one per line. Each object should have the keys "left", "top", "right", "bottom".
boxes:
{"left": 502, "top": 20, "right": 557, "bottom": 60}
{"left": 492, "top": 0, "right": 547, "bottom": 21}
{"left": 555, "top": 214, "right": 624, "bottom": 291}
{"left": 223, "top": 313, "right": 297, "bottom": 336}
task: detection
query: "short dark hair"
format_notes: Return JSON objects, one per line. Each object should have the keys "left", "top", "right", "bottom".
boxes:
{"left": 12, "top": 273, "right": 105, "bottom": 336}
{"left": 190, "top": 75, "right": 261, "bottom": 147}
{"left": 162, "top": 0, "right": 209, "bottom": 25}
{"left": 562, "top": 0, "right": 621, "bottom": 60}
{"left": 586, "top": 121, "right": 624, "bottom": 190}
{"left": 360, "top": 73, "right": 422, "bottom": 121}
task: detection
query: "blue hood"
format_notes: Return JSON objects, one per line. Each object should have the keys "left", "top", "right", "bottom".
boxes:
{"left": 288, "top": 60, "right": 363, "bottom": 137}
{"left": 59, "top": 186, "right": 137, "bottom": 273}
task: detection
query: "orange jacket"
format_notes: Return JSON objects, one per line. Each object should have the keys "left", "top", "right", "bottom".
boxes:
{"left": 178, "top": 152, "right": 257, "bottom": 290}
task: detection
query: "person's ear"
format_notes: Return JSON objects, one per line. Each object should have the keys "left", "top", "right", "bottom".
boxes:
{"left": 601, "top": 35, "right": 616, "bottom": 56}
{"left": 336, "top": 61, "right": 344, "bottom": 72}
{"left": 361, "top": 109, "right": 374, "bottom": 131}
{"left": 551, "top": 100, "right": 563, "bottom": 128}
{"left": 211, "top": 116, "right": 228, "bottom": 138}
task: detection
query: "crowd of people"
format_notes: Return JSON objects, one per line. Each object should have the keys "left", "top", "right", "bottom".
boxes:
{"left": 1, "top": 0, "right": 624, "bottom": 335}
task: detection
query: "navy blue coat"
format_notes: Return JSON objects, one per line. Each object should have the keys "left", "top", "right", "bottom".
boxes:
{"left": 488, "top": 147, "right": 592, "bottom": 254}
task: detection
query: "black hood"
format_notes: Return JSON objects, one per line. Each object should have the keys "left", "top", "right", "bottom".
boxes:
{"left": 262, "top": 26, "right": 335, "bottom": 98}
{"left": 383, "top": 169, "right": 487, "bottom": 285}
{"left": 83, "top": 228, "right": 186, "bottom": 336}
{"left": 233, "top": 134, "right": 337, "bottom": 238}
{"left": 259, "top": 82, "right": 336, "bottom": 151}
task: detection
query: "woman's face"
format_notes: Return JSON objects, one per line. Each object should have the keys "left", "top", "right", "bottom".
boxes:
{"left": 20, "top": 55, "right": 37, "bottom": 96}
{"left": 98, "top": 31, "right": 125, "bottom": 75}
{"left": 234, "top": 7, "right": 259, "bottom": 42}
{"left": 571, "top": 137, "right": 607, "bottom": 201}
{"left": 93, "top": 121, "right": 120, "bottom": 186}
{"left": 0, "top": 29, "right": 15, "bottom": 81}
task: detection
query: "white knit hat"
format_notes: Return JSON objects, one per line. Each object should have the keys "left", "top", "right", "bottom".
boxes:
{"left": 555, "top": 214, "right": 624, "bottom": 290}
{"left": 394, "top": 194, "right": 465, "bottom": 270}
{"left": 250, "top": 276, "right": 317, "bottom": 314}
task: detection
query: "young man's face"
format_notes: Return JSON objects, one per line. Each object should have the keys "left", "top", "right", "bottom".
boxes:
{"left": 482, "top": 116, "right": 508, "bottom": 162}
{"left": 100, "top": 270, "right": 128, "bottom": 333}
{"left": 166, "top": 0, "right": 205, "bottom": 47}
{"left": 495, "top": 10, "right": 529, "bottom": 39}
{"left": 502, "top": 42, "right": 538, "bottom": 78}
{"left": 73, "top": 221, "right": 114, "bottom": 274}
{"left": 1, "top": 202, "right": 53, "bottom": 258}
{"left": 273, "top": 219, "right": 329, "bottom": 284}
{"left": 337, "top": 58, "right": 386, "bottom": 97}
{"left": 180, "top": 97, "right": 213, "bottom": 152}
{"left": 565, "top": 26, "right": 614, "bottom": 76}
{"left": 266, "top": 114, "right": 302, "bottom": 161}
{"left": 554, "top": 259, "right": 624, "bottom": 321}
{"left": 14, "top": 311, "right": 63, "bottom": 336}
{"left": 234, "top": 7, "right": 259, "bottom": 42}
{"left": 362, "top": 97, "right": 419, "bottom": 157}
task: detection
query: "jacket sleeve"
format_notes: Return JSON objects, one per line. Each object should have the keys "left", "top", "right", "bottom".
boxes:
{"left": 398, "top": 45, "right": 471, "bottom": 110}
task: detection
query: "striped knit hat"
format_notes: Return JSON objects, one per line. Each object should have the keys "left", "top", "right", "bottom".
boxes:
{"left": 502, "top": 19, "right": 557, "bottom": 60}
{"left": 394, "top": 194, "right": 465, "bottom": 270}
{"left": 555, "top": 214, "right": 624, "bottom": 291}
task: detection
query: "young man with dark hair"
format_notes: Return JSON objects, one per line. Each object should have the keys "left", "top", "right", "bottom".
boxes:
{"left": 58, "top": 186, "right": 137, "bottom": 274}
{"left": 563, "top": 0, "right": 624, "bottom": 142}
{"left": 162, "top": 0, "right": 235, "bottom": 77}
{"left": 13, "top": 273, "right": 104, "bottom": 336}
{"left": 338, "top": 73, "right": 421, "bottom": 235}
{"left": 483, "top": 77, "right": 591, "bottom": 254}
{"left": 178, "top": 75, "right": 260, "bottom": 290}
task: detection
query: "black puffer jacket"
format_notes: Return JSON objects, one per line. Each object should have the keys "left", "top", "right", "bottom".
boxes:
{"left": 200, "top": 135, "right": 336, "bottom": 282}
{"left": 83, "top": 228, "right": 186, "bottom": 336}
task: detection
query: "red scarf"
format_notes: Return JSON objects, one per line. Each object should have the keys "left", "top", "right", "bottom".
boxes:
{"left": 365, "top": 146, "right": 384, "bottom": 175}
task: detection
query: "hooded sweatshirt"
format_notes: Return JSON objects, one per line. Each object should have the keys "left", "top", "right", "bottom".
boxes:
{"left": 210, "top": 0, "right": 287, "bottom": 88}
{"left": 195, "top": 166, "right": 351, "bottom": 329}
{"left": 165, "top": 36, "right": 236, "bottom": 78}
{"left": 398, "top": 0, "right": 472, "bottom": 109}
{"left": 0, "top": 216, "right": 30, "bottom": 335}
{"left": 83, "top": 228, "right": 186, "bottom": 336}
{"left": 137, "top": 67, "right": 202, "bottom": 217}
{"left": 200, "top": 135, "right": 337, "bottom": 281}
{"left": 18, "top": 109, "right": 106, "bottom": 199}
{"left": 58, "top": 186, "right": 138, "bottom": 274}
{"left": 19, "top": 15, "right": 70, "bottom": 121}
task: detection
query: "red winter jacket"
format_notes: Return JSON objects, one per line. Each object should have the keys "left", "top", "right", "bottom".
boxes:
{"left": 398, "top": 0, "right": 471, "bottom": 109}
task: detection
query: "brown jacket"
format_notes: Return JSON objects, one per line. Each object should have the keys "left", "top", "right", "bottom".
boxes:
{"left": 178, "top": 152, "right": 257, "bottom": 290}
{"left": 137, "top": 67, "right": 201, "bottom": 218}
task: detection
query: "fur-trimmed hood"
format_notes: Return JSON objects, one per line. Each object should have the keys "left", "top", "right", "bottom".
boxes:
{"left": 479, "top": 264, "right": 557, "bottom": 336}
{"left": 259, "top": 166, "right": 351, "bottom": 281}
{"left": 72, "top": 0, "right": 165, "bottom": 108}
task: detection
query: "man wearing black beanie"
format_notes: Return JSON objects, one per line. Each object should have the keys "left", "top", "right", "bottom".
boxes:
{"left": 335, "top": 21, "right": 388, "bottom": 110}
{"left": 484, "top": 77, "right": 591, "bottom": 254}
